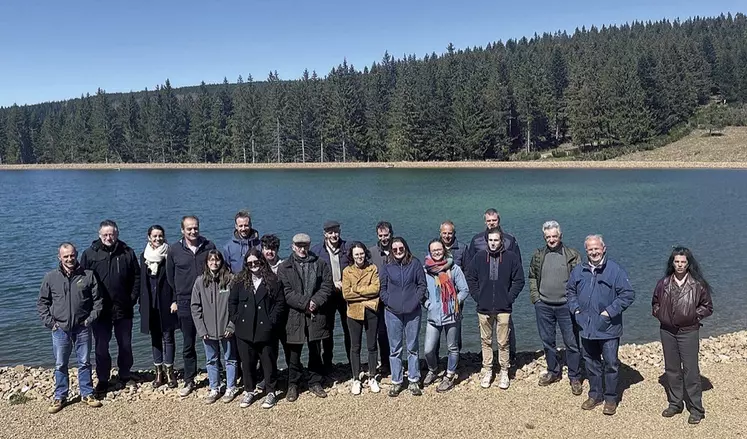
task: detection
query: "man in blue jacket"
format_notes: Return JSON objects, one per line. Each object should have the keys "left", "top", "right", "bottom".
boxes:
{"left": 222, "top": 210, "right": 261, "bottom": 273}
{"left": 567, "top": 234, "right": 635, "bottom": 416}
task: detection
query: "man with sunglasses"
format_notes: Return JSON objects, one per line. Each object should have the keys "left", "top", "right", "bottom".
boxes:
{"left": 277, "top": 233, "right": 334, "bottom": 401}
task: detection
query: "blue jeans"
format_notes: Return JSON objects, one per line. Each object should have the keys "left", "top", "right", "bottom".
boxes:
{"left": 52, "top": 325, "right": 93, "bottom": 400}
{"left": 581, "top": 337, "right": 620, "bottom": 403}
{"left": 534, "top": 301, "right": 581, "bottom": 381}
{"left": 385, "top": 308, "right": 421, "bottom": 385}
{"left": 203, "top": 337, "right": 237, "bottom": 390}
{"left": 151, "top": 330, "right": 175, "bottom": 366}
{"left": 92, "top": 318, "right": 134, "bottom": 382}
{"left": 424, "top": 322, "right": 460, "bottom": 374}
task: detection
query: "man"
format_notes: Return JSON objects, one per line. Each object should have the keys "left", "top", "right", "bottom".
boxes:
{"left": 464, "top": 209, "right": 521, "bottom": 363}
{"left": 38, "top": 243, "right": 103, "bottom": 413}
{"left": 79, "top": 220, "right": 140, "bottom": 393}
{"left": 277, "top": 233, "right": 333, "bottom": 401}
{"left": 438, "top": 220, "right": 467, "bottom": 268}
{"left": 223, "top": 210, "right": 261, "bottom": 273}
{"left": 528, "top": 220, "right": 583, "bottom": 395}
{"left": 466, "top": 227, "right": 524, "bottom": 390}
{"left": 261, "top": 234, "right": 283, "bottom": 274}
{"left": 369, "top": 220, "right": 393, "bottom": 374}
{"left": 567, "top": 235, "right": 635, "bottom": 416}
{"left": 312, "top": 220, "right": 352, "bottom": 374}
{"left": 166, "top": 215, "right": 217, "bottom": 397}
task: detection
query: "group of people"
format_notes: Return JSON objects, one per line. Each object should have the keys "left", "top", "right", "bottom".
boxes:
{"left": 37, "top": 209, "right": 714, "bottom": 425}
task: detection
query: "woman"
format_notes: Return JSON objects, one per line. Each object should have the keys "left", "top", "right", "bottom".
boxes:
{"left": 422, "top": 239, "right": 469, "bottom": 392}
{"left": 139, "top": 225, "right": 178, "bottom": 388}
{"left": 652, "top": 247, "right": 713, "bottom": 425}
{"left": 380, "top": 237, "right": 427, "bottom": 397}
{"left": 342, "top": 242, "right": 381, "bottom": 395}
{"left": 191, "top": 250, "right": 239, "bottom": 404}
{"left": 229, "top": 249, "right": 286, "bottom": 409}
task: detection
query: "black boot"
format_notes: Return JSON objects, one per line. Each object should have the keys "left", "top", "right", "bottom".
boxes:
{"left": 152, "top": 365, "right": 165, "bottom": 387}
{"left": 165, "top": 365, "right": 177, "bottom": 389}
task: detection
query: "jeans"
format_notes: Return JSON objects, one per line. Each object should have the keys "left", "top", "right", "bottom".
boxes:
{"left": 179, "top": 315, "right": 198, "bottom": 383}
{"left": 534, "top": 301, "right": 582, "bottom": 381}
{"left": 52, "top": 325, "right": 93, "bottom": 400}
{"left": 287, "top": 339, "right": 324, "bottom": 386}
{"left": 322, "top": 291, "right": 351, "bottom": 370}
{"left": 581, "top": 337, "right": 620, "bottom": 403}
{"left": 203, "top": 337, "right": 237, "bottom": 390}
{"left": 385, "top": 308, "right": 422, "bottom": 385}
{"left": 151, "top": 330, "right": 175, "bottom": 366}
{"left": 237, "top": 337, "right": 277, "bottom": 394}
{"left": 424, "top": 322, "right": 460, "bottom": 374}
{"left": 347, "top": 308, "right": 379, "bottom": 380}
{"left": 478, "top": 313, "right": 511, "bottom": 372}
{"left": 92, "top": 317, "right": 133, "bottom": 382}
{"left": 660, "top": 328, "right": 704, "bottom": 415}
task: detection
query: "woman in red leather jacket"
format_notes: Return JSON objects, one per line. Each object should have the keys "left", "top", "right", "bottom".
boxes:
{"left": 652, "top": 246, "right": 713, "bottom": 425}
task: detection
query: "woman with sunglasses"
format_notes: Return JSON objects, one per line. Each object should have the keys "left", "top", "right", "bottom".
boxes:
{"left": 652, "top": 246, "right": 713, "bottom": 425}
{"left": 229, "top": 248, "right": 286, "bottom": 409}
{"left": 379, "top": 237, "right": 427, "bottom": 397}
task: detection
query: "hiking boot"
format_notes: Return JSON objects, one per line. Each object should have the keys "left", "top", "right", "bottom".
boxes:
{"left": 581, "top": 397, "right": 603, "bottom": 410}
{"left": 538, "top": 373, "right": 561, "bottom": 386}
{"left": 570, "top": 380, "right": 583, "bottom": 396}
{"left": 662, "top": 406, "right": 683, "bottom": 418}
{"left": 204, "top": 389, "right": 220, "bottom": 404}
{"left": 222, "top": 386, "right": 240, "bottom": 403}
{"left": 423, "top": 370, "right": 438, "bottom": 386}
{"left": 165, "top": 365, "right": 177, "bottom": 389}
{"left": 498, "top": 371, "right": 510, "bottom": 390}
{"left": 179, "top": 381, "right": 195, "bottom": 397}
{"left": 261, "top": 392, "right": 277, "bottom": 409}
{"left": 47, "top": 399, "right": 65, "bottom": 414}
{"left": 480, "top": 371, "right": 493, "bottom": 388}
{"left": 286, "top": 384, "right": 299, "bottom": 402}
{"left": 152, "top": 365, "right": 165, "bottom": 388}
{"left": 309, "top": 383, "right": 327, "bottom": 398}
{"left": 408, "top": 382, "right": 422, "bottom": 396}
{"left": 388, "top": 383, "right": 403, "bottom": 397}
{"left": 368, "top": 378, "right": 381, "bottom": 393}
{"left": 82, "top": 395, "right": 102, "bottom": 408}
{"left": 436, "top": 375, "right": 455, "bottom": 393}
{"left": 688, "top": 413, "right": 704, "bottom": 424}
{"left": 351, "top": 380, "right": 362, "bottom": 395}
{"left": 603, "top": 401, "right": 617, "bottom": 415}
{"left": 239, "top": 391, "right": 255, "bottom": 408}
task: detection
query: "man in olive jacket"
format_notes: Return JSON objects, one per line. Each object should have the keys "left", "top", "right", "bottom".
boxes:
{"left": 277, "top": 233, "right": 333, "bottom": 402}
{"left": 528, "top": 221, "right": 582, "bottom": 395}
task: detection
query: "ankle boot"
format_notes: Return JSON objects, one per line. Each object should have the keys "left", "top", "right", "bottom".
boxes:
{"left": 165, "top": 365, "right": 177, "bottom": 388}
{"left": 152, "top": 365, "right": 165, "bottom": 387}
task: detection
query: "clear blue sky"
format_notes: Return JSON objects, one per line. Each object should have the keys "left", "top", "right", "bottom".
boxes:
{"left": 0, "top": 0, "right": 743, "bottom": 107}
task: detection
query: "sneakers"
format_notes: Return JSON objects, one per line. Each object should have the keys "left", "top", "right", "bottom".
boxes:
{"left": 581, "top": 397, "right": 603, "bottom": 410}
{"left": 351, "top": 380, "right": 362, "bottom": 395}
{"left": 179, "top": 381, "right": 195, "bottom": 398}
{"left": 408, "top": 382, "right": 422, "bottom": 396}
{"left": 538, "top": 373, "right": 561, "bottom": 386}
{"left": 388, "top": 383, "right": 403, "bottom": 397}
{"left": 48, "top": 399, "right": 65, "bottom": 414}
{"left": 437, "top": 375, "right": 455, "bottom": 393}
{"left": 222, "top": 386, "right": 240, "bottom": 403}
{"left": 255, "top": 379, "right": 266, "bottom": 393}
{"left": 309, "top": 383, "right": 327, "bottom": 398}
{"left": 480, "top": 371, "right": 493, "bottom": 388}
{"left": 368, "top": 378, "right": 381, "bottom": 393}
{"left": 239, "top": 391, "right": 255, "bottom": 408}
{"left": 204, "top": 389, "right": 220, "bottom": 404}
{"left": 286, "top": 384, "right": 299, "bottom": 402}
{"left": 662, "top": 406, "right": 683, "bottom": 418}
{"left": 603, "top": 401, "right": 617, "bottom": 416}
{"left": 498, "top": 371, "right": 510, "bottom": 390}
{"left": 570, "top": 380, "right": 583, "bottom": 396}
{"left": 261, "top": 392, "right": 277, "bottom": 409}
{"left": 82, "top": 395, "right": 102, "bottom": 408}
{"left": 423, "top": 370, "right": 438, "bottom": 386}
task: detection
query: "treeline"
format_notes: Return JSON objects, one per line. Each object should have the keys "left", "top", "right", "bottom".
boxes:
{"left": 1, "top": 13, "right": 747, "bottom": 164}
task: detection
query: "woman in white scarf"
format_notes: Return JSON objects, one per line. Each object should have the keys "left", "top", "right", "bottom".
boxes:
{"left": 139, "top": 225, "right": 178, "bottom": 388}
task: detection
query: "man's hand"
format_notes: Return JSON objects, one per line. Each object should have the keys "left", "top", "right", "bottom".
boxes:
{"left": 170, "top": 302, "right": 178, "bottom": 313}
{"left": 308, "top": 300, "right": 317, "bottom": 312}
{"left": 334, "top": 281, "right": 343, "bottom": 291}
{"left": 600, "top": 310, "right": 609, "bottom": 317}
{"left": 223, "top": 330, "right": 233, "bottom": 338}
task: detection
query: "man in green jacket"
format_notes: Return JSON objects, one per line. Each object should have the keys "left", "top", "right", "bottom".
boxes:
{"left": 528, "top": 221, "right": 583, "bottom": 396}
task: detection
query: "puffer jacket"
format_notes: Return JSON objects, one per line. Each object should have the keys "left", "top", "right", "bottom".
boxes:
{"left": 191, "top": 274, "right": 235, "bottom": 340}
{"left": 652, "top": 275, "right": 713, "bottom": 333}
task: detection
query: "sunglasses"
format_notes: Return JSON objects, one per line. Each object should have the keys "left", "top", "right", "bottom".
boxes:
{"left": 246, "top": 260, "right": 262, "bottom": 267}
{"left": 392, "top": 247, "right": 405, "bottom": 253}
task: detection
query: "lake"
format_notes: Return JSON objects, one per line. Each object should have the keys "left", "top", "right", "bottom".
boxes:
{"left": 1, "top": 168, "right": 745, "bottom": 369}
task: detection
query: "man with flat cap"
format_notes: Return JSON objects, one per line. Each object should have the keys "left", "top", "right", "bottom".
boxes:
{"left": 312, "top": 220, "right": 352, "bottom": 376}
{"left": 277, "top": 233, "right": 334, "bottom": 401}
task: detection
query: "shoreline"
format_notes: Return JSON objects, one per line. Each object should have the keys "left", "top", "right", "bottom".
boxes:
{"left": 2, "top": 160, "right": 747, "bottom": 170}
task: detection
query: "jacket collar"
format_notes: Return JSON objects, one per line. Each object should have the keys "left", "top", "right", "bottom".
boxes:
{"left": 232, "top": 229, "right": 260, "bottom": 245}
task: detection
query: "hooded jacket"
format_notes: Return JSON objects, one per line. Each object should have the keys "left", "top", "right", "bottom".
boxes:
{"left": 465, "top": 230, "right": 522, "bottom": 270}
{"left": 37, "top": 264, "right": 103, "bottom": 331}
{"left": 79, "top": 239, "right": 140, "bottom": 321}
{"left": 222, "top": 229, "right": 261, "bottom": 274}
{"left": 466, "top": 248, "right": 525, "bottom": 314}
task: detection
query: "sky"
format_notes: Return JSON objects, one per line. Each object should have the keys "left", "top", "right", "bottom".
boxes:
{"left": 0, "top": 0, "right": 743, "bottom": 107}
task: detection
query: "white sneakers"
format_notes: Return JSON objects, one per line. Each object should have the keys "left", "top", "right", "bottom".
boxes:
{"left": 351, "top": 378, "right": 381, "bottom": 394}
{"left": 369, "top": 378, "right": 381, "bottom": 393}
{"left": 499, "top": 371, "right": 510, "bottom": 390}
{"left": 351, "top": 380, "right": 362, "bottom": 395}
{"left": 480, "top": 371, "right": 493, "bottom": 388}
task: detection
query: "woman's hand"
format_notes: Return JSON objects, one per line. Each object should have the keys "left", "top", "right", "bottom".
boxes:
{"left": 170, "top": 302, "right": 178, "bottom": 313}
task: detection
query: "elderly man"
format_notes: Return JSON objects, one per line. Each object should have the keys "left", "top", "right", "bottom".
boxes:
{"left": 38, "top": 243, "right": 104, "bottom": 413}
{"left": 528, "top": 221, "right": 582, "bottom": 395}
{"left": 438, "top": 220, "right": 468, "bottom": 268}
{"left": 567, "top": 235, "right": 635, "bottom": 416}
{"left": 79, "top": 219, "right": 140, "bottom": 392}
{"left": 223, "top": 210, "right": 261, "bottom": 273}
{"left": 277, "top": 233, "right": 334, "bottom": 401}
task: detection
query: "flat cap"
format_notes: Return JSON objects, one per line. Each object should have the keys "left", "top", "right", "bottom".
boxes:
{"left": 292, "top": 233, "right": 311, "bottom": 244}
{"left": 323, "top": 220, "right": 340, "bottom": 231}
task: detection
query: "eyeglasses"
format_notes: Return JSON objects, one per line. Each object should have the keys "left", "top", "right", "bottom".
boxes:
{"left": 392, "top": 247, "right": 405, "bottom": 253}
{"left": 247, "top": 261, "right": 262, "bottom": 267}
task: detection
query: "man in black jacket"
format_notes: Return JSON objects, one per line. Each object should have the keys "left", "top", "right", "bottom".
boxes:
{"left": 166, "top": 215, "right": 216, "bottom": 397}
{"left": 79, "top": 220, "right": 140, "bottom": 393}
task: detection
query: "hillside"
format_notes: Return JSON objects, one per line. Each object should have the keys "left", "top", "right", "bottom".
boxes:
{"left": 615, "top": 127, "right": 747, "bottom": 162}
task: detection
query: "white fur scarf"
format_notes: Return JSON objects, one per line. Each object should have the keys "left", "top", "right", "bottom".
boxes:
{"left": 144, "top": 243, "right": 169, "bottom": 275}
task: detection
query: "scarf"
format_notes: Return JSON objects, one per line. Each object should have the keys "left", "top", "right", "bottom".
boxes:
{"left": 144, "top": 243, "right": 169, "bottom": 275}
{"left": 424, "top": 256, "right": 459, "bottom": 315}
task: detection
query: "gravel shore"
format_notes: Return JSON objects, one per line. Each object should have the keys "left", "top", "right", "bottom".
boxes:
{"left": 1, "top": 331, "right": 745, "bottom": 438}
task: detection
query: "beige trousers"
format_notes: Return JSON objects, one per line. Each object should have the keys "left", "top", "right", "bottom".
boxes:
{"left": 478, "top": 312, "right": 511, "bottom": 372}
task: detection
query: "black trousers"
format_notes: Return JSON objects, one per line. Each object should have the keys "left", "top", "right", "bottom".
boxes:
{"left": 347, "top": 308, "right": 379, "bottom": 380}
{"left": 322, "top": 292, "right": 351, "bottom": 370}
{"left": 236, "top": 337, "right": 277, "bottom": 394}
{"left": 660, "top": 328, "right": 704, "bottom": 415}
{"left": 287, "top": 339, "right": 324, "bottom": 386}
{"left": 178, "top": 315, "right": 198, "bottom": 383}
{"left": 377, "top": 303, "right": 390, "bottom": 372}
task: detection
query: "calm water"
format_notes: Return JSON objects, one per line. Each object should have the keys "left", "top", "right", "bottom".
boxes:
{"left": 1, "top": 169, "right": 745, "bottom": 369}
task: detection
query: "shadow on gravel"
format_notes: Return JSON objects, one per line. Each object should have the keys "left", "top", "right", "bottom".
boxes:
{"left": 617, "top": 362, "right": 644, "bottom": 402}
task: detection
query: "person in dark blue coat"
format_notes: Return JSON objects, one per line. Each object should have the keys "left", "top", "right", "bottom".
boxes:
{"left": 139, "top": 225, "right": 178, "bottom": 389}
{"left": 567, "top": 234, "right": 635, "bottom": 416}
{"left": 380, "top": 237, "right": 427, "bottom": 397}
